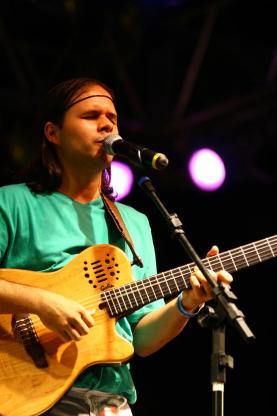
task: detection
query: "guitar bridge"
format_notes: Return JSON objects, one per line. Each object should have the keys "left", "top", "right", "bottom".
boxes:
{"left": 12, "top": 314, "right": 48, "bottom": 368}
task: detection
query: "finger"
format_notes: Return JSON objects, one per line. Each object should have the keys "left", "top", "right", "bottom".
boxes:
{"left": 190, "top": 274, "right": 212, "bottom": 301}
{"left": 190, "top": 273, "right": 201, "bottom": 289}
{"left": 194, "top": 267, "right": 216, "bottom": 284}
{"left": 60, "top": 330, "right": 72, "bottom": 342}
{"left": 69, "top": 318, "right": 91, "bottom": 336}
{"left": 207, "top": 245, "right": 219, "bottom": 257}
{"left": 87, "top": 309, "right": 96, "bottom": 315}
{"left": 70, "top": 327, "right": 83, "bottom": 341}
{"left": 192, "top": 269, "right": 216, "bottom": 296}
{"left": 81, "top": 309, "right": 95, "bottom": 327}
{"left": 216, "top": 270, "right": 233, "bottom": 284}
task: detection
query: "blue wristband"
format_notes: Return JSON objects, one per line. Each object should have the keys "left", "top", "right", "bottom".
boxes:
{"left": 176, "top": 293, "right": 201, "bottom": 318}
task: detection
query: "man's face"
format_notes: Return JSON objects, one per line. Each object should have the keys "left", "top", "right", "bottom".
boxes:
{"left": 48, "top": 84, "right": 118, "bottom": 171}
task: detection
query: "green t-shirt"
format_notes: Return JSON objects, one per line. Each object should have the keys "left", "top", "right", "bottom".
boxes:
{"left": 0, "top": 183, "right": 164, "bottom": 404}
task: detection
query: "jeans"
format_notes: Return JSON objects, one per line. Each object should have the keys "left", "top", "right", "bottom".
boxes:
{"left": 44, "top": 387, "right": 133, "bottom": 416}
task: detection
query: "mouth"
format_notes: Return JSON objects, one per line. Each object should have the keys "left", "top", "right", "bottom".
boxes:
{"left": 94, "top": 138, "right": 105, "bottom": 146}
{"left": 96, "top": 136, "right": 109, "bottom": 144}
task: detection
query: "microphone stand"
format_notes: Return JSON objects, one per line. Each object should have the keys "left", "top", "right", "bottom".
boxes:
{"left": 137, "top": 175, "right": 255, "bottom": 416}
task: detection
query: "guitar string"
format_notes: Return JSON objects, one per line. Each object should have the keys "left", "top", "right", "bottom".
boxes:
{"left": 37, "top": 237, "right": 277, "bottom": 313}
{"left": 22, "top": 240, "right": 277, "bottom": 329}
{"left": 78, "top": 239, "right": 277, "bottom": 313}
{"left": 34, "top": 237, "right": 277, "bottom": 317}
{"left": 1, "top": 238, "right": 276, "bottom": 339}
{"left": 14, "top": 239, "right": 277, "bottom": 326}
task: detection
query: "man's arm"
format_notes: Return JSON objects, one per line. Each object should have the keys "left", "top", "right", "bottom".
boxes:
{"left": 133, "top": 247, "right": 233, "bottom": 357}
{"left": 0, "top": 279, "right": 94, "bottom": 341}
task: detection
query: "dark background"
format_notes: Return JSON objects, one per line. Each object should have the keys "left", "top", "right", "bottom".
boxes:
{"left": 0, "top": 1, "right": 276, "bottom": 415}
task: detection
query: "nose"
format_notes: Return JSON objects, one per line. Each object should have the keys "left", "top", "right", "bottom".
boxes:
{"left": 98, "top": 115, "right": 114, "bottom": 133}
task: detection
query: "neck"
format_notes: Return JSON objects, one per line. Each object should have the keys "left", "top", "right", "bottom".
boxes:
{"left": 59, "top": 172, "right": 103, "bottom": 203}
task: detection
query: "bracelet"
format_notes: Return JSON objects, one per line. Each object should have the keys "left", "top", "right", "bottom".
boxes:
{"left": 176, "top": 293, "right": 202, "bottom": 318}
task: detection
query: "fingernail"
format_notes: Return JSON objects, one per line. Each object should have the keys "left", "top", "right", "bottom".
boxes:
{"left": 88, "top": 309, "right": 96, "bottom": 315}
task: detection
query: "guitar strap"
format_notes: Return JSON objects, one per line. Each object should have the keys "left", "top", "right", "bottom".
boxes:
{"left": 100, "top": 192, "right": 143, "bottom": 268}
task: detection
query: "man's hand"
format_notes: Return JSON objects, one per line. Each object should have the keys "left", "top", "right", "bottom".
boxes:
{"left": 181, "top": 245, "right": 233, "bottom": 313}
{"left": 38, "top": 291, "right": 95, "bottom": 342}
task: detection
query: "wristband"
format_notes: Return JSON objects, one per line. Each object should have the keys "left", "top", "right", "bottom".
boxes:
{"left": 176, "top": 293, "right": 202, "bottom": 318}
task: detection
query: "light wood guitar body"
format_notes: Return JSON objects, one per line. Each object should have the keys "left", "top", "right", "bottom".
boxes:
{"left": 0, "top": 244, "right": 134, "bottom": 416}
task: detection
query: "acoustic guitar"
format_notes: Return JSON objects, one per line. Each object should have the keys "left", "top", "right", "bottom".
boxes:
{"left": 0, "top": 236, "right": 276, "bottom": 415}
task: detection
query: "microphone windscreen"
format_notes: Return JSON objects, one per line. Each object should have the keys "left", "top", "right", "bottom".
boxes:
{"left": 103, "top": 134, "right": 123, "bottom": 155}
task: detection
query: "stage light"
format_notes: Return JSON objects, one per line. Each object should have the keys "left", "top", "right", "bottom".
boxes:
{"left": 188, "top": 148, "right": 226, "bottom": 191}
{"left": 110, "top": 160, "right": 134, "bottom": 200}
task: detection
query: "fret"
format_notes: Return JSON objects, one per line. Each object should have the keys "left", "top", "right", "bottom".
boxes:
{"left": 227, "top": 250, "right": 237, "bottom": 271}
{"left": 258, "top": 239, "right": 276, "bottom": 261}
{"left": 205, "top": 256, "right": 213, "bottom": 270}
{"left": 102, "top": 290, "right": 117, "bottom": 316}
{"left": 146, "top": 278, "right": 158, "bottom": 302}
{"left": 177, "top": 265, "right": 192, "bottom": 290}
{"left": 241, "top": 246, "right": 250, "bottom": 266}
{"left": 171, "top": 268, "right": 183, "bottom": 292}
{"left": 175, "top": 266, "right": 189, "bottom": 291}
{"left": 204, "top": 256, "right": 222, "bottom": 272}
{"left": 230, "top": 247, "right": 248, "bottom": 270}
{"left": 187, "top": 263, "right": 194, "bottom": 275}
{"left": 165, "top": 270, "right": 179, "bottom": 293}
{"left": 266, "top": 237, "right": 275, "bottom": 258}
{"left": 268, "top": 236, "right": 277, "bottom": 256}
{"left": 245, "top": 243, "right": 261, "bottom": 265}
{"left": 153, "top": 274, "right": 164, "bottom": 298}
{"left": 218, "top": 255, "right": 225, "bottom": 270}
{"left": 161, "top": 272, "right": 173, "bottom": 296}
{"left": 115, "top": 287, "right": 126, "bottom": 313}
{"left": 120, "top": 283, "right": 138, "bottom": 311}
{"left": 144, "top": 278, "right": 158, "bottom": 302}
{"left": 117, "top": 287, "right": 128, "bottom": 312}
{"left": 221, "top": 251, "right": 237, "bottom": 271}
{"left": 109, "top": 287, "right": 124, "bottom": 314}
{"left": 254, "top": 242, "right": 267, "bottom": 262}
{"left": 137, "top": 279, "right": 150, "bottom": 304}
{"left": 253, "top": 242, "right": 262, "bottom": 262}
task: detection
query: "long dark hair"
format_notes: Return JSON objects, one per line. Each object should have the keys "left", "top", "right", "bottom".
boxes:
{"left": 22, "top": 77, "right": 116, "bottom": 200}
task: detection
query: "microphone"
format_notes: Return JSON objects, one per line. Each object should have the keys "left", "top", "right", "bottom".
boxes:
{"left": 103, "top": 134, "right": 169, "bottom": 170}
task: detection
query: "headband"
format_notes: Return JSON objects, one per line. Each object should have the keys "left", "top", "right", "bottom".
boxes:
{"left": 65, "top": 94, "right": 114, "bottom": 110}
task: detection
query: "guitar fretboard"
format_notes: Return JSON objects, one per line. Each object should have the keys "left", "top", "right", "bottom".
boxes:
{"left": 102, "top": 235, "right": 277, "bottom": 317}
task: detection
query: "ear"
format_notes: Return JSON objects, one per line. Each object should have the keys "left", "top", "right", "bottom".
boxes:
{"left": 44, "top": 122, "right": 60, "bottom": 144}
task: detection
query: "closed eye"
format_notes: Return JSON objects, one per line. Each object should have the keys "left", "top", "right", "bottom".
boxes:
{"left": 82, "top": 111, "right": 99, "bottom": 120}
{"left": 107, "top": 113, "right": 117, "bottom": 124}
{"left": 82, "top": 111, "right": 117, "bottom": 125}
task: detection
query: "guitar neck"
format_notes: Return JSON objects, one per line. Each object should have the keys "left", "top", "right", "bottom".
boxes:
{"left": 103, "top": 235, "right": 277, "bottom": 317}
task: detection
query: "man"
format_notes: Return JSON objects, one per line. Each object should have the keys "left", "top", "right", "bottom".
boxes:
{"left": 0, "top": 77, "right": 232, "bottom": 415}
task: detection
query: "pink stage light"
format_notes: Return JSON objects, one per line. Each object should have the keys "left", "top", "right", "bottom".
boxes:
{"left": 188, "top": 148, "right": 226, "bottom": 191}
{"left": 110, "top": 161, "right": 134, "bottom": 200}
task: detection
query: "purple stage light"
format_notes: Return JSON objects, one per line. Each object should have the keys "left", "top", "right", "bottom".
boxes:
{"left": 188, "top": 148, "right": 226, "bottom": 191}
{"left": 110, "top": 161, "right": 134, "bottom": 200}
